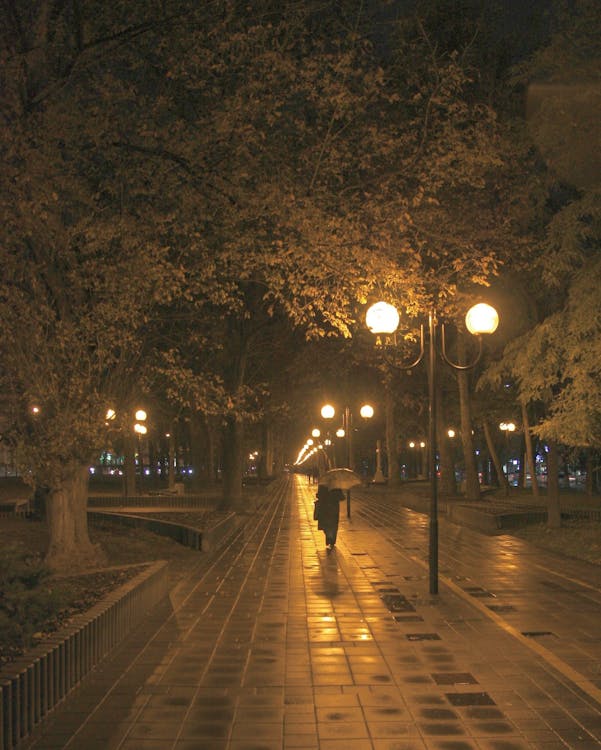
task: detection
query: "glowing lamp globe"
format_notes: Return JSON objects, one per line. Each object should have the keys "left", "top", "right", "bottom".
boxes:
{"left": 465, "top": 303, "right": 499, "bottom": 335}
{"left": 321, "top": 404, "right": 335, "bottom": 419}
{"left": 499, "top": 422, "right": 516, "bottom": 432}
{"left": 359, "top": 404, "right": 374, "bottom": 419}
{"left": 365, "top": 301, "right": 400, "bottom": 334}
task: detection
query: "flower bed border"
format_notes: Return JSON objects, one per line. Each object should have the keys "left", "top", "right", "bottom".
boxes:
{"left": 87, "top": 509, "right": 239, "bottom": 551}
{"left": 0, "top": 559, "right": 169, "bottom": 750}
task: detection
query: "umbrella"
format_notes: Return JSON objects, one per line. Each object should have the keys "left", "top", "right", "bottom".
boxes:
{"left": 322, "top": 468, "right": 362, "bottom": 491}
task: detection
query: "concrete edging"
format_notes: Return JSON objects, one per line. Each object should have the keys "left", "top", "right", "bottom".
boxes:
{"left": 87, "top": 495, "right": 218, "bottom": 509}
{"left": 87, "top": 510, "right": 239, "bottom": 552}
{"left": 0, "top": 559, "right": 169, "bottom": 750}
{"left": 447, "top": 504, "right": 548, "bottom": 534}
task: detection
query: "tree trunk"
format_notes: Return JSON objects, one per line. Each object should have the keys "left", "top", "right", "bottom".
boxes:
{"left": 585, "top": 449, "right": 595, "bottom": 496}
{"left": 483, "top": 420, "right": 507, "bottom": 491}
{"left": 546, "top": 440, "right": 561, "bottom": 528}
{"left": 385, "top": 386, "right": 401, "bottom": 486}
{"left": 518, "top": 437, "right": 526, "bottom": 488}
{"left": 456, "top": 334, "right": 480, "bottom": 501}
{"left": 272, "top": 424, "right": 287, "bottom": 475}
{"left": 207, "top": 417, "right": 220, "bottom": 483}
{"left": 220, "top": 319, "right": 249, "bottom": 508}
{"left": 45, "top": 463, "right": 106, "bottom": 572}
{"left": 167, "top": 428, "right": 177, "bottom": 490}
{"left": 148, "top": 439, "right": 156, "bottom": 481}
{"left": 188, "top": 415, "right": 203, "bottom": 483}
{"left": 436, "top": 377, "right": 456, "bottom": 496}
{"left": 221, "top": 416, "right": 245, "bottom": 511}
{"left": 123, "top": 431, "right": 137, "bottom": 497}
{"left": 521, "top": 401, "right": 539, "bottom": 497}
{"left": 260, "top": 419, "right": 274, "bottom": 480}
{"left": 189, "top": 414, "right": 219, "bottom": 485}
{"left": 32, "top": 483, "right": 50, "bottom": 520}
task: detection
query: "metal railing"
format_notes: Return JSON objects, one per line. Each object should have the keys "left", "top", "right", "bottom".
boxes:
{"left": 87, "top": 494, "right": 219, "bottom": 509}
{"left": 0, "top": 560, "right": 168, "bottom": 750}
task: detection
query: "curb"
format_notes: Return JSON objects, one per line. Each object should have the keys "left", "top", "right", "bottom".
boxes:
{"left": 447, "top": 503, "right": 547, "bottom": 534}
{"left": 87, "top": 510, "right": 239, "bottom": 552}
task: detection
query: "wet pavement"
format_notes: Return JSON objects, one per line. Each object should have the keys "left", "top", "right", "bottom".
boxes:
{"left": 24, "top": 475, "right": 601, "bottom": 749}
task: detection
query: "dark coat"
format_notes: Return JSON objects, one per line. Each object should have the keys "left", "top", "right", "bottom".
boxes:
{"left": 315, "top": 485, "right": 344, "bottom": 537}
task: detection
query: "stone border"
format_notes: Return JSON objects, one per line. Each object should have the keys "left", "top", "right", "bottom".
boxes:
{"left": 87, "top": 495, "right": 218, "bottom": 509}
{"left": 447, "top": 504, "right": 548, "bottom": 534}
{"left": 87, "top": 510, "right": 240, "bottom": 551}
{"left": 394, "top": 490, "right": 601, "bottom": 534}
{"left": 0, "top": 560, "right": 169, "bottom": 750}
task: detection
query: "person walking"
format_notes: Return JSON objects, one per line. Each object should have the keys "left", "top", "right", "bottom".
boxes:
{"left": 314, "top": 483, "right": 345, "bottom": 550}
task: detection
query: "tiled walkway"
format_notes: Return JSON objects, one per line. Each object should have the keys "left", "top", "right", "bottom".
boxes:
{"left": 25, "top": 475, "right": 601, "bottom": 749}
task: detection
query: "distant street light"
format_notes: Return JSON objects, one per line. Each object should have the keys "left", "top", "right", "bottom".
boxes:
{"left": 366, "top": 300, "right": 499, "bottom": 595}
{"left": 321, "top": 402, "right": 374, "bottom": 518}
{"left": 321, "top": 404, "right": 335, "bottom": 420}
{"left": 499, "top": 422, "right": 516, "bottom": 432}
{"left": 499, "top": 421, "right": 516, "bottom": 495}
{"left": 359, "top": 404, "right": 374, "bottom": 419}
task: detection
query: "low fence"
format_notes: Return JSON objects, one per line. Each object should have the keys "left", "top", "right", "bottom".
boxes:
{"left": 563, "top": 508, "right": 601, "bottom": 522}
{"left": 87, "top": 494, "right": 219, "bottom": 509}
{"left": 0, "top": 501, "right": 30, "bottom": 519}
{"left": 88, "top": 510, "right": 240, "bottom": 552}
{"left": 447, "top": 504, "right": 601, "bottom": 534}
{"left": 0, "top": 560, "right": 169, "bottom": 750}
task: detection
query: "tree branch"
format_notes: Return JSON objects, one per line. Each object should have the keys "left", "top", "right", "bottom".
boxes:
{"left": 111, "top": 140, "right": 238, "bottom": 206}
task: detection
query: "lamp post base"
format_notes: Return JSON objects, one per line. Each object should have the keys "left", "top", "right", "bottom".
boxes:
{"left": 373, "top": 439, "right": 386, "bottom": 484}
{"left": 372, "top": 469, "right": 387, "bottom": 484}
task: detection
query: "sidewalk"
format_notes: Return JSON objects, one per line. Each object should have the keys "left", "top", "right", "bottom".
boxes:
{"left": 24, "top": 474, "right": 601, "bottom": 749}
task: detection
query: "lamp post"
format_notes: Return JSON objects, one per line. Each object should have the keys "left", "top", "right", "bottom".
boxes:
{"left": 106, "top": 407, "right": 149, "bottom": 496}
{"left": 366, "top": 301, "right": 499, "bottom": 595}
{"left": 133, "top": 409, "right": 148, "bottom": 489}
{"left": 321, "top": 402, "right": 374, "bottom": 518}
{"left": 409, "top": 440, "right": 427, "bottom": 479}
{"left": 499, "top": 421, "right": 516, "bottom": 495}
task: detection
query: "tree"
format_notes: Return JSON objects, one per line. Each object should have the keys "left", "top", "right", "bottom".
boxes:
{"left": 0, "top": 0, "right": 208, "bottom": 568}
{"left": 0, "top": 192, "right": 187, "bottom": 567}
{"left": 479, "top": 0, "right": 601, "bottom": 517}
{"left": 0, "top": 0, "right": 524, "bottom": 564}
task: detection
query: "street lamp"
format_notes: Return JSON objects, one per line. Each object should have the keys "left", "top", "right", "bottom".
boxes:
{"left": 321, "top": 401, "right": 374, "bottom": 517}
{"left": 499, "top": 421, "right": 516, "bottom": 495}
{"left": 133, "top": 409, "right": 148, "bottom": 480}
{"left": 321, "top": 402, "right": 374, "bottom": 472}
{"left": 366, "top": 301, "right": 499, "bottom": 595}
{"left": 409, "top": 440, "right": 427, "bottom": 479}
